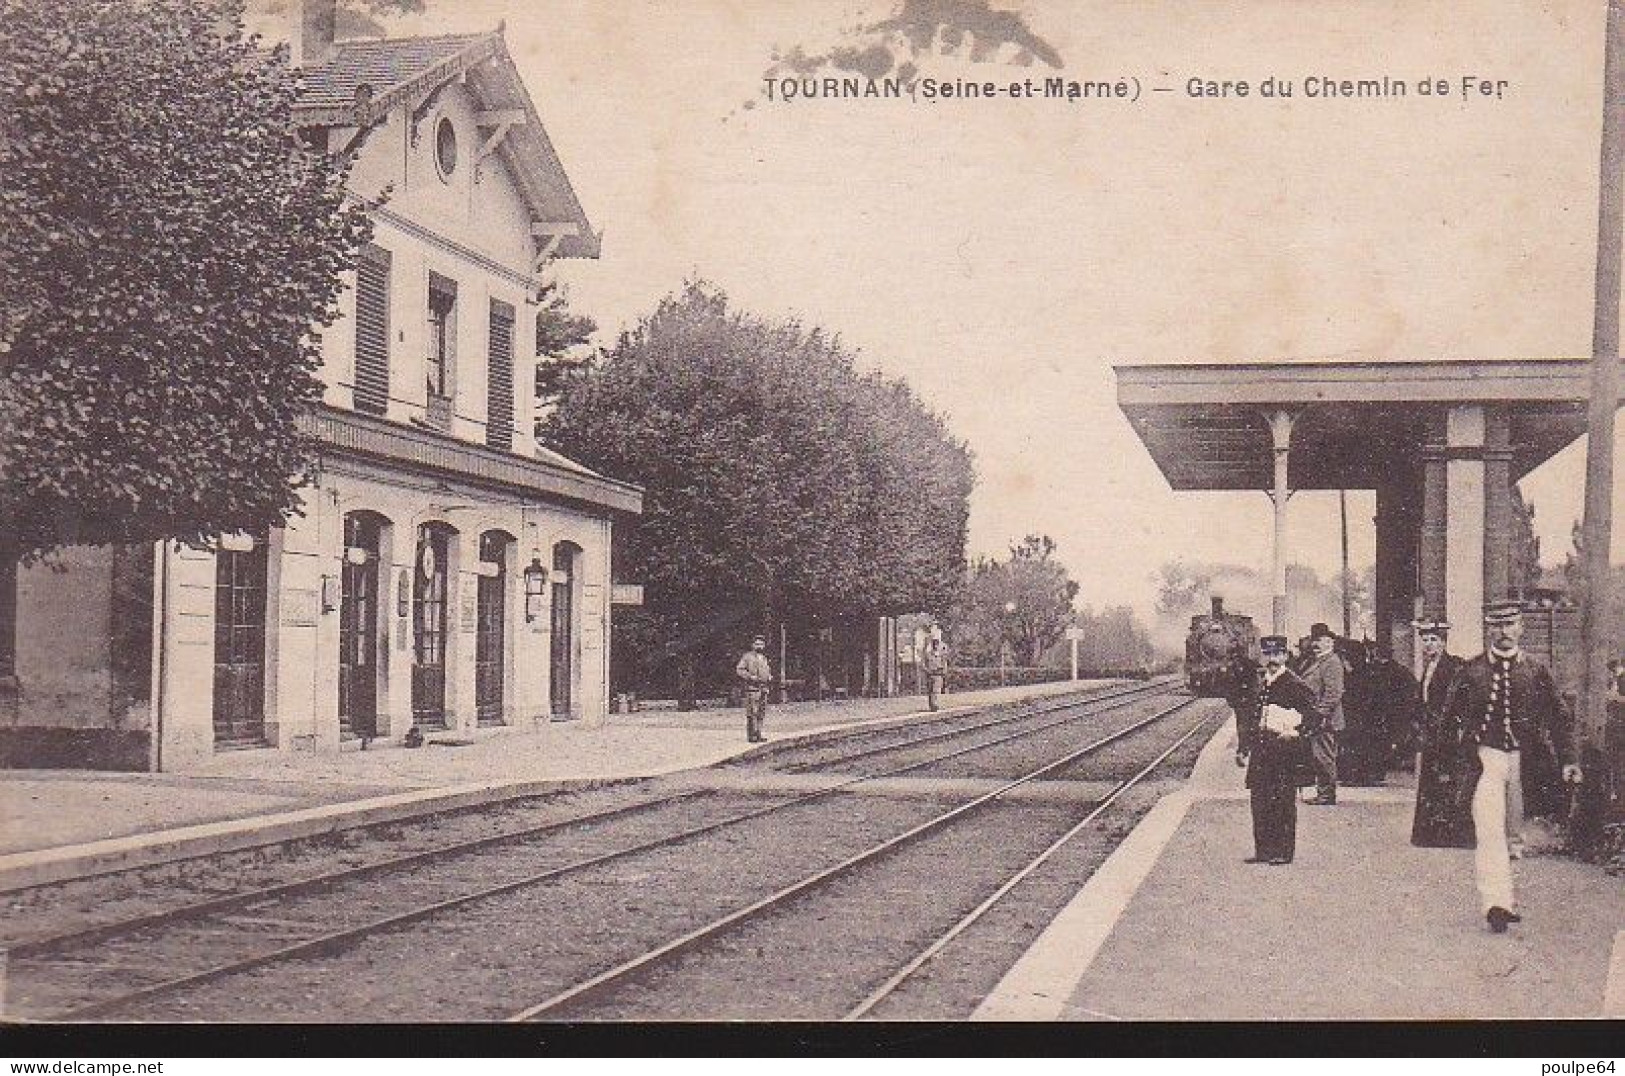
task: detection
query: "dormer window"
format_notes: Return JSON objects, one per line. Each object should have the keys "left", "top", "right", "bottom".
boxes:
{"left": 435, "top": 116, "right": 458, "bottom": 180}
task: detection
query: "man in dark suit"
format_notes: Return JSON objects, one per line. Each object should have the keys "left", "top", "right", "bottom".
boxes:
{"left": 1411, "top": 619, "right": 1472, "bottom": 847}
{"left": 1235, "top": 635, "right": 1320, "bottom": 865}
{"left": 1441, "top": 599, "right": 1583, "bottom": 933}
{"left": 1299, "top": 622, "right": 1346, "bottom": 805}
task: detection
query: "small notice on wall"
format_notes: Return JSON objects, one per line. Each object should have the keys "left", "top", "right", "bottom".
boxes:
{"left": 460, "top": 577, "right": 478, "bottom": 632}
{"left": 283, "top": 589, "right": 319, "bottom": 627}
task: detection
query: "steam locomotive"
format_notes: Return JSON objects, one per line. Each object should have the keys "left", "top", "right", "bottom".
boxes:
{"left": 1184, "top": 596, "right": 1260, "bottom": 697}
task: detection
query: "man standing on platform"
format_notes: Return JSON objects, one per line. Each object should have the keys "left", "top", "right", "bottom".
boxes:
{"left": 737, "top": 634, "right": 773, "bottom": 743}
{"left": 1300, "top": 623, "right": 1346, "bottom": 805}
{"left": 1411, "top": 619, "right": 1473, "bottom": 847}
{"left": 921, "top": 634, "right": 948, "bottom": 712}
{"left": 1235, "top": 635, "right": 1319, "bottom": 865}
{"left": 1441, "top": 600, "right": 1583, "bottom": 933}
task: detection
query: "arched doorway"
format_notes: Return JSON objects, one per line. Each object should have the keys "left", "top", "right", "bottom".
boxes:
{"left": 413, "top": 522, "right": 456, "bottom": 729}
{"left": 549, "top": 541, "right": 582, "bottom": 718}
{"left": 475, "top": 530, "right": 513, "bottom": 726}
{"left": 339, "top": 511, "right": 387, "bottom": 740}
{"left": 213, "top": 532, "right": 270, "bottom": 746}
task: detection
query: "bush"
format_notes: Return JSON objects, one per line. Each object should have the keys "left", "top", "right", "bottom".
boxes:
{"left": 945, "top": 666, "right": 1072, "bottom": 691}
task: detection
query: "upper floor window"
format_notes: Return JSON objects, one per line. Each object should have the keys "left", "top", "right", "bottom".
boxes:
{"left": 426, "top": 273, "right": 457, "bottom": 413}
{"left": 352, "top": 245, "right": 391, "bottom": 416}
{"left": 486, "top": 299, "right": 515, "bottom": 452}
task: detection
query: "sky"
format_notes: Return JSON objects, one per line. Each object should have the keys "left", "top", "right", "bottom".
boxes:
{"left": 254, "top": 0, "right": 1623, "bottom": 625}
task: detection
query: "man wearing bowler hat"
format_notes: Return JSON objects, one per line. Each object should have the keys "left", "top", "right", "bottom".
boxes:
{"left": 1299, "top": 622, "right": 1346, "bottom": 805}
{"left": 1235, "top": 635, "right": 1320, "bottom": 864}
{"left": 1441, "top": 599, "right": 1583, "bottom": 933}
{"left": 736, "top": 634, "right": 774, "bottom": 743}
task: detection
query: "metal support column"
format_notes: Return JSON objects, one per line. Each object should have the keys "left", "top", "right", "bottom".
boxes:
{"left": 1267, "top": 410, "right": 1295, "bottom": 636}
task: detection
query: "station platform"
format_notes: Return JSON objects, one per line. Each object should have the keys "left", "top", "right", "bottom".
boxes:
{"left": 0, "top": 679, "right": 1099, "bottom": 892}
{"left": 977, "top": 721, "right": 1625, "bottom": 1021}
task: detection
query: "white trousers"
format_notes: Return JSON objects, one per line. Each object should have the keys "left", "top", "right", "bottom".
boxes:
{"left": 1471, "top": 746, "right": 1523, "bottom": 913}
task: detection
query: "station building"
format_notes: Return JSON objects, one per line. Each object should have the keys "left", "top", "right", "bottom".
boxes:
{"left": 0, "top": 5, "right": 641, "bottom": 770}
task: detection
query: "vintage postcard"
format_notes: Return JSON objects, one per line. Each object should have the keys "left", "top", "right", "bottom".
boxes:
{"left": 1, "top": 0, "right": 1622, "bottom": 1048}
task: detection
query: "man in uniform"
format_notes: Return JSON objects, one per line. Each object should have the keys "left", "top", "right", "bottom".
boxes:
{"left": 1441, "top": 599, "right": 1583, "bottom": 932}
{"left": 921, "top": 633, "right": 948, "bottom": 712}
{"left": 1410, "top": 619, "right": 1473, "bottom": 847}
{"left": 1235, "top": 635, "right": 1319, "bottom": 865}
{"left": 736, "top": 635, "right": 773, "bottom": 743}
{"left": 1299, "top": 623, "right": 1346, "bottom": 805}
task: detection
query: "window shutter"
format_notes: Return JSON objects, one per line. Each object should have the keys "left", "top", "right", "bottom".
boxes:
{"left": 487, "top": 299, "right": 515, "bottom": 451}
{"left": 353, "top": 249, "right": 391, "bottom": 415}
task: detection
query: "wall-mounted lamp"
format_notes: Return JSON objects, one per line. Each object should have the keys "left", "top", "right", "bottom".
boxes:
{"left": 524, "top": 556, "right": 548, "bottom": 622}
{"left": 321, "top": 575, "right": 339, "bottom": 615}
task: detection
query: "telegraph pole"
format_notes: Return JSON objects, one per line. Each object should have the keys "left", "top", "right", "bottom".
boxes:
{"left": 1579, "top": 0, "right": 1625, "bottom": 825}
{"left": 1340, "top": 489, "right": 1351, "bottom": 637}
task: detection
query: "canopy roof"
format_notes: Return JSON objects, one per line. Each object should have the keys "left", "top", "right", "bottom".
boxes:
{"left": 1116, "top": 359, "right": 1596, "bottom": 490}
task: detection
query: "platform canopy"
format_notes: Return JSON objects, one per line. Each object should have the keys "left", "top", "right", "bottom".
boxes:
{"left": 1116, "top": 359, "right": 1595, "bottom": 491}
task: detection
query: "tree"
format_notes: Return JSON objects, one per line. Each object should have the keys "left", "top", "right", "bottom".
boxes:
{"left": 0, "top": 0, "right": 369, "bottom": 572}
{"left": 1064, "top": 604, "right": 1155, "bottom": 673}
{"left": 948, "top": 535, "right": 1080, "bottom": 665}
{"left": 1155, "top": 560, "right": 1214, "bottom": 620}
{"left": 251, "top": 0, "right": 427, "bottom": 41}
{"left": 0, "top": 0, "right": 369, "bottom": 687}
{"left": 542, "top": 282, "right": 974, "bottom": 696}
{"left": 1005, "top": 535, "right": 1081, "bottom": 663}
{"left": 534, "top": 279, "right": 597, "bottom": 419}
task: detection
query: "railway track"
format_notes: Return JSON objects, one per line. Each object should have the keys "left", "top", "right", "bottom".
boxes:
{"left": 504, "top": 698, "right": 1212, "bottom": 1021}
{"left": 758, "top": 676, "right": 1178, "bottom": 772}
{"left": 5, "top": 682, "right": 1191, "bottom": 1022}
{"left": 0, "top": 678, "right": 1169, "bottom": 953}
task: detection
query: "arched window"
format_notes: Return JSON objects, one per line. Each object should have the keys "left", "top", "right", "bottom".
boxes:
{"left": 412, "top": 522, "right": 457, "bottom": 728}
{"left": 339, "top": 511, "right": 388, "bottom": 740}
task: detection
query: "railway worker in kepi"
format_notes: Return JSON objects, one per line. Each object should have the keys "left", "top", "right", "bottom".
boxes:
{"left": 737, "top": 635, "right": 774, "bottom": 743}
{"left": 1411, "top": 619, "right": 1474, "bottom": 848}
{"left": 1235, "top": 635, "right": 1320, "bottom": 865}
{"left": 1440, "top": 599, "right": 1583, "bottom": 933}
{"left": 1299, "top": 623, "right": 1346, "bottom": 805}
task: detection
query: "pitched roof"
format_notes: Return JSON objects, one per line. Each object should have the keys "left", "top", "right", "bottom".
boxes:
{"left": 293, "top": 30, "right": 598, "bottom": 260}
{"left": 297, "top": 32, "right": 491, "bottom": 113}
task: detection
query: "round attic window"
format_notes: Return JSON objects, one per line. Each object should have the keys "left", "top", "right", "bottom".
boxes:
{"left": 434, "top": 116, "right": 458, "bottom": 179}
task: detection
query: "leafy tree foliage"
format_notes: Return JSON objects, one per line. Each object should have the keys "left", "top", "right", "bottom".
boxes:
{"left": 1154, "top": 560, "right": 1214, "bottom": 620}
{"left": 949, "top": 534, "right": 1081, "bottom": 665}
{"left": 251, "top": 0, "right": 425, "bottom": 42}
{"left": 1064, "top": 604, "right": 1155, "bottom": 673}
{"left": 1561, "top": 520, "right": 1625, "bottom": 658}
{"left": 542, "top": 282, "right": 974, "bottom": 680}
{"left": 534, "top": 280, "right": 597, "bottom": 415}
{"left": 0, "top": 0, "right": 370, "bottom": 560}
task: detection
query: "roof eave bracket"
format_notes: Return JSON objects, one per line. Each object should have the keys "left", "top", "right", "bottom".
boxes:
{"left": 532, "top": 221, "right": 582, "bottom": 271}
